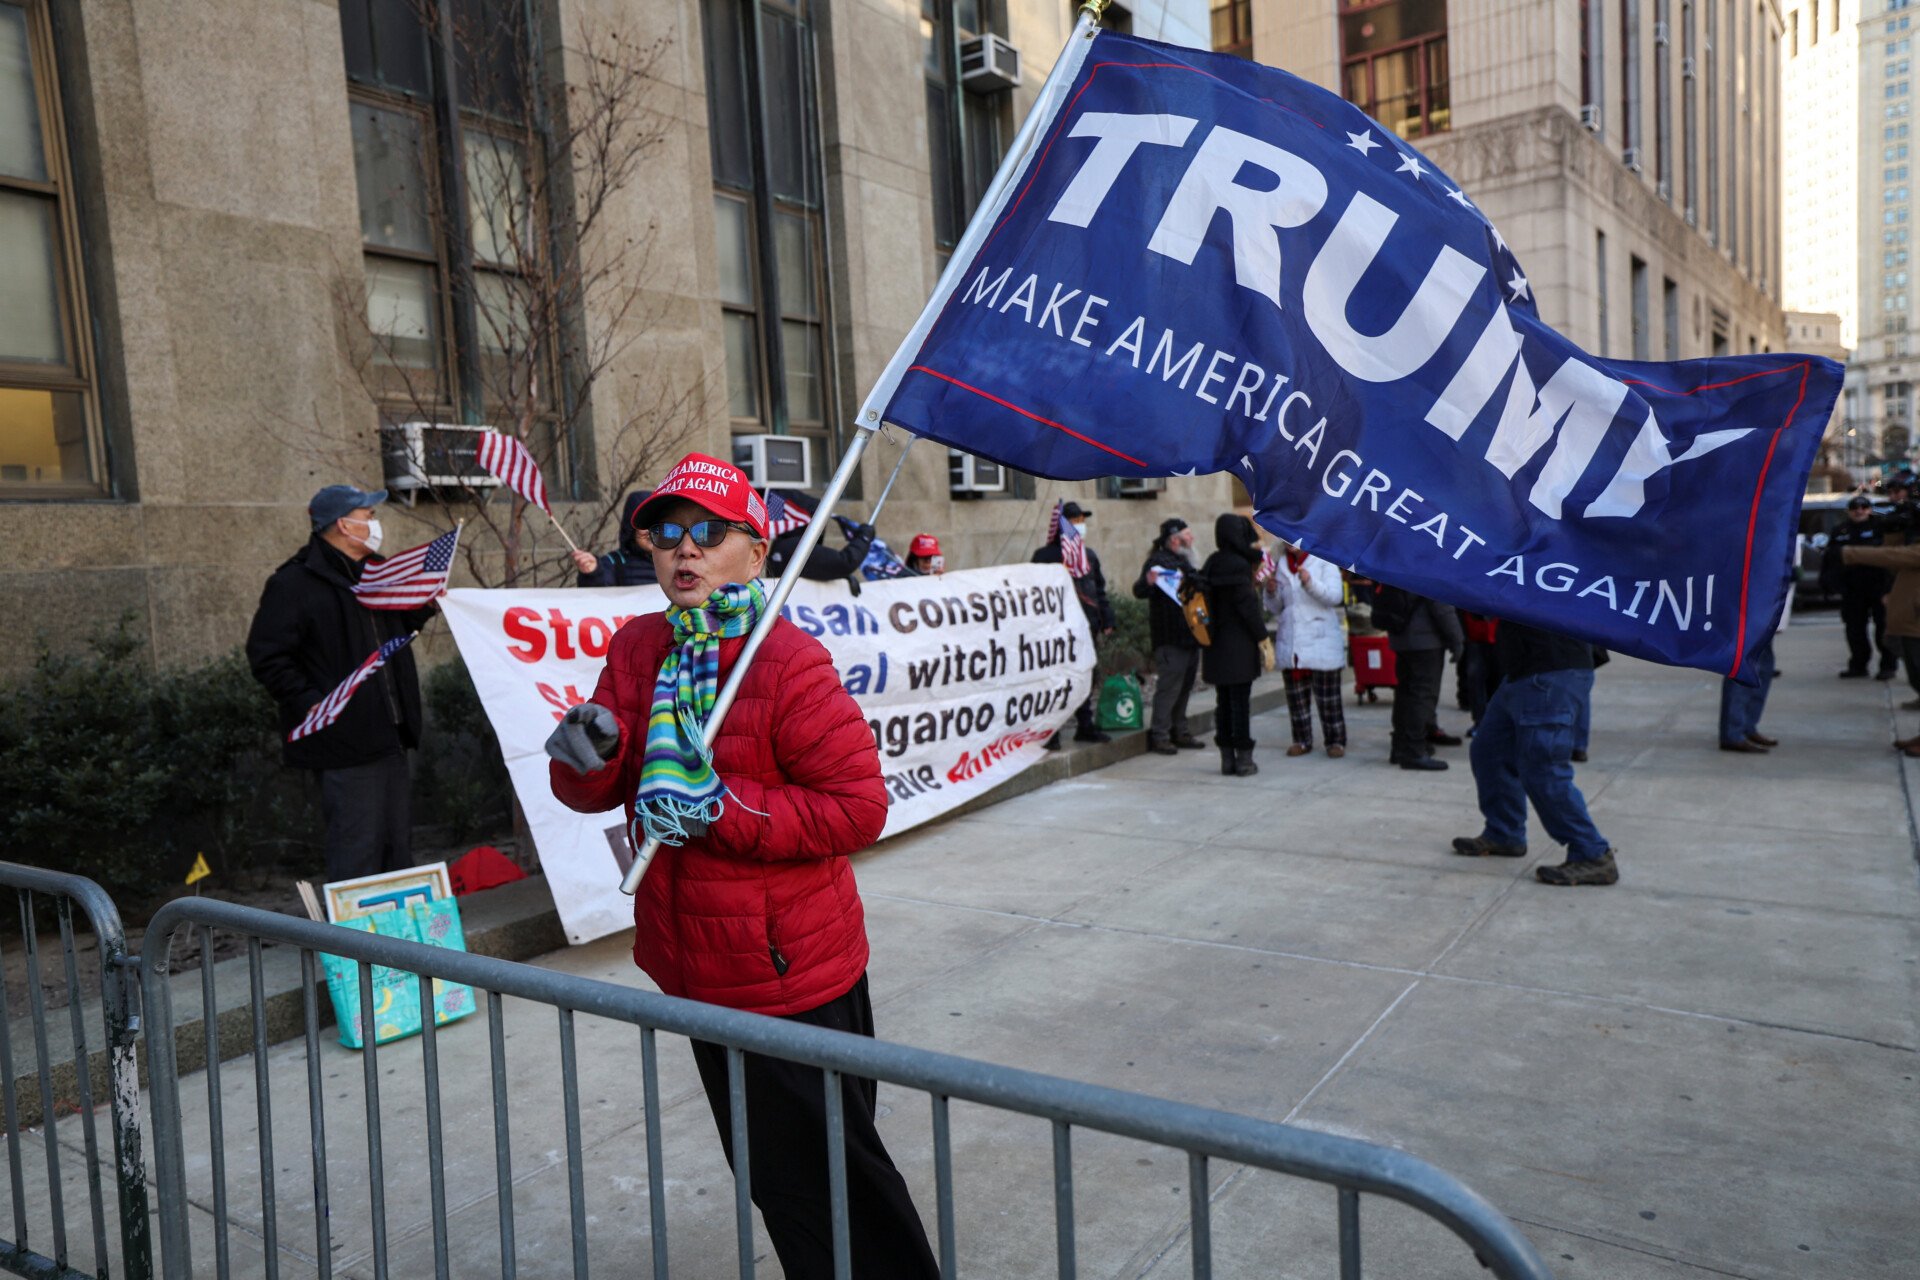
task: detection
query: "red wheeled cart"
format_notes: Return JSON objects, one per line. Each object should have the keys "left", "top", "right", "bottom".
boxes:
{"left": 1350, "top": 634, "right": 1397, "bottom": 702}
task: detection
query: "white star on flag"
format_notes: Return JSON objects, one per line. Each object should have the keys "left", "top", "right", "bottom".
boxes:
{"left": 1395, "top": 153, "right": 1426, "bottom": 180}
{"left": 1446, "top": 186, "right": 1474, "bottom": 209}
{"left": 1506, "top": 269, "right": 1532, "bottom": 302}
{"left": 1345, "top": 130, "right": 1380, "bottom": 156}
{"left": 1490, "top": 224, "right": 1509, "bottom": 254}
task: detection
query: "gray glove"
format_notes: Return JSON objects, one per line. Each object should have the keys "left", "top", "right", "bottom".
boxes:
{"left": 545, "top": 703, "right": 620, "bottom": 774}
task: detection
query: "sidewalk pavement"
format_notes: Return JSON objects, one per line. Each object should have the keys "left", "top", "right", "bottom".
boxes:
{"left": 12, "top": 617, "right": 1917, "bottom": 1278}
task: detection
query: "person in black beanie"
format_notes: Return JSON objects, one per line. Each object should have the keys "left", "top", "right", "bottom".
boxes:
{"left": 1133, "top": 517, "right": 1207, "bottom": 755}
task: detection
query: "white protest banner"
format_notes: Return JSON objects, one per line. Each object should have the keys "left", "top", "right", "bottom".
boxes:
{"left": 441, "top": 564, "right": 1095, "bottom": 943}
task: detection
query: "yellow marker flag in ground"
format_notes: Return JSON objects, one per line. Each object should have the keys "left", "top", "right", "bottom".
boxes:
{"left": 185, "top": 853, "right": 211, "bottom": 886}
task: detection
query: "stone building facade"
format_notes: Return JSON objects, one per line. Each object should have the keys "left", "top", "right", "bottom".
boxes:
{"left": 1218, "top": 0, "right": 1787, "bottom": 362}
{"left": 0, "top": 0, "right": 1220, "bottom": 677}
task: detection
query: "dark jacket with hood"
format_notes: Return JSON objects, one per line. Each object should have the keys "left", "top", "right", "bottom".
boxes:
{"left": 1200, "top": 515, "right": 1267, "bottom": 685}
{"left": 246, "top": 536, "right": 432, "bottom": 771}
{"left": 578, "top": 492, "right": 659, "bottom": 588}
{"left": 1133, "top": 538, "right": 1198, "bottom": 650}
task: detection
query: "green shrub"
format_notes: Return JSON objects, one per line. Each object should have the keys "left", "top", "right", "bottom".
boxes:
{"left": 415, "top": 653, "right": 512, "bottom": 844}
{"left": 1097, "top": 594, "right": 1154, "bottom": 679}
{"left": 0, "top": 620, "right": 294, "bottom": 894}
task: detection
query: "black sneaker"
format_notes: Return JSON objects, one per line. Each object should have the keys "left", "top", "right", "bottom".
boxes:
{"left": 1044, "top": 733, "right": 1062, "bottom": 752}
{"left": 1451, "top": 835, "right": 1527, "bottom": 858}
{"left": 1878, "top": 669, "right": 1901, "bottom": 681}
{"left": 1399, "top": 756, "right": 1448, "bottom": 771}
{"left": 1428, "top": 730, "right": 1464, "bottom": 747}
{"left": 1171, "top": 733, "right": 1208, "bottom": 750}
{"left": 1535, "top": 851, "right": 1619, "bottom": 886}
{"left": 1570, "top": 749, "right": 1589, "bottom": 763}
{"left": 1839, "top": 669, "right": 1869, "bottom": 679}
{"left": 1074, "top": 727, "right": 1113, "bottom": 744}
{"left": 1147, "top": 738, "right": 1179, "bottom": 756}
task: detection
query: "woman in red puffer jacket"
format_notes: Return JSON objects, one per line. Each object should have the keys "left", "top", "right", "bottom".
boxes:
{"left": 547, "top": 452, "right": 937, "bottom": 1279}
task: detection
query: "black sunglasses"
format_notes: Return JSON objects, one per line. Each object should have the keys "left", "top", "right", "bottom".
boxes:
{"left": 645, "top": 519, "right": 759, "bottom": 549}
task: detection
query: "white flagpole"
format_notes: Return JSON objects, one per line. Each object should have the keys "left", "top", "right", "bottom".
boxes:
{"left": 619, "top": 0, "right": 1111, "bottom": 895}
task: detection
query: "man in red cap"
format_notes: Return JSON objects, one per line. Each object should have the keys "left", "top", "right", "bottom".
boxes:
{"left": 543, "top": 452, "right": 938, "bottom": 1277}
{"left": 906, "top": 532, "right": 944, "bottom": 575}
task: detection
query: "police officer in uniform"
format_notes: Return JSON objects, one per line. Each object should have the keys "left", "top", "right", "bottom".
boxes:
{"left": 1825, "top": 494, "right": 1898, "bottom": 680}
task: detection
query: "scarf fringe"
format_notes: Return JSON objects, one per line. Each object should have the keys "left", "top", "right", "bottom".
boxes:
{"left": 633, "top": 792, "right": 726, "bottom": 848}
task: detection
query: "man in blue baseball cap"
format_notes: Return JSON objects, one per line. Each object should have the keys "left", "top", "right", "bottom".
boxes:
{"left": 247, "top": 483, "right": 438, "bottom": 882}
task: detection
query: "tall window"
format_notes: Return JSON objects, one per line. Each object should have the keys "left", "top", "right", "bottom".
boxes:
{"left": 1596, "top": 232, "right": 1610, "bottom": 355}
{"left": 925, "top": 0, "right": 1006, "bottom": 254}
{"left": 1683, "top": 0, "right": 1697, "bottom": 222}
{"left": 1654, "top": 0, "right": 1672, "bottom": 193}
{"left": 340, "top": 0, "right": 556, "bottom": 453}
{"left": 1630, "top": 256, "right": 1651, "bottom": 359}
{"left": 1621, "top": 0, "right": 1642, "bottom": 164}
{"left": 1663, "top": 277, "right": 1681, "bottom": 359}
{"left": 705, "top": 0, "right": 836, "bottom": 474}
{"left": 0, "top": 0, "right": 102, "bottom": 496}
{"left": 1211, "top": 0, "right": 1253, "bottom": 58}
{"left": 1339, "top": 1, "right": 1450, "bottom": 141}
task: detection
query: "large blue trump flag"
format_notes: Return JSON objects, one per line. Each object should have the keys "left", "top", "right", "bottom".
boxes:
{"left": 859, "top": 29, "right": 1841, "bottom": 681}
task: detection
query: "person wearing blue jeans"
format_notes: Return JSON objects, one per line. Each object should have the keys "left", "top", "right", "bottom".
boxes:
{"left": 1718, "top": 635, "right": 1778, "bottom": 752}
{"left": 1452, "top": 621, "right": 1618, "bottom": 886}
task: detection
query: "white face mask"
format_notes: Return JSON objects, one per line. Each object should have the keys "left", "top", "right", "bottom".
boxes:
{"left": 351, "top": 517, "right": 384, "bottom": 554}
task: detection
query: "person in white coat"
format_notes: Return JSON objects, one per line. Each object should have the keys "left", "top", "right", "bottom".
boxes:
{"left": 1272, "top": 543, "right": 1349, "bottom": 757}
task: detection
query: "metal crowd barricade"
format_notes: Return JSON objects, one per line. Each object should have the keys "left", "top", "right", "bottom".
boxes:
{"left": 141, "top": 895, "right": 1555, "bottom": 1280}
{"left": 0, "top": 865, "right": 151, "bottom": 1280}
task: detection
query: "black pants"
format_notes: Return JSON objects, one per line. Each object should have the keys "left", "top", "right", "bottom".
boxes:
{"left": 1390, "top": 649, "right": 1445, "bottom": 762}
{"left": 1213, "top": 681, "right": 1253, "bottom": 749}
{"left": 1461, "top": 642, "right": 1501, "bottom": 724}
{"left": 317, "top": 752, "right": 412, "bottom": 882}
{"left": 1840, "top": 592, "right": 1895, "bottom": 675}
{"left": 690, "top": 975, "right": 939, "bottom": 1280}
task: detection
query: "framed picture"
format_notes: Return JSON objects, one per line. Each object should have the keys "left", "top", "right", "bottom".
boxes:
{"left": 323, "top": 862, "right": 453, "bottom": 923}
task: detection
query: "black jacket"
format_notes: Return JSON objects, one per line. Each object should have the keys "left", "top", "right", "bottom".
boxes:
{"left": 1199, "top": 515, "right": 1267, "bottom": 685}
{"left": 1823, "top": 518, "right": 1893, "bottom": 598}
{"left": 1494, "top": 620, "right": 1595, "bottom": 678}
{"left": 1388, "top": 595, "right": 1464, "bottom": 655}
{"left": 246, "top": 537, "right": 432, "bottom": 771}
{"left": 579, "top": 492, "right": 659, "bottom": 588}
{"left": 1133, "top": 543, "right": 1198, "bottom": 650}
{"left": 1032, "top": 539, "right": 1115, "bottom": 631}
{"left": 768, "top": 522, "right": 875, "bottom": 582}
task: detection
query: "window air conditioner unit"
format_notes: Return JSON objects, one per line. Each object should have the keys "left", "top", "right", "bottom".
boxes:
{"left": 1622, "top": 146, "right": 1643, "bottom": 172}
{"left": 1108, "top": 475, "right": 1167, "bottom": 498}
{"left": 948, "top": 449, "right": 1006, "bottom": 496}
{"left": 959, "top": 34, "right": 1021, "bottom": 93}
{"left": 380, "top": 422, "right": 501, "bottom": 498}
{"left": 1654, "top": 20, "right": 1669, "bottom": 45}
{"left": 732, "top": 434, "right": 813, "bottom": 488}
{"left": 1579, "top": 103, "right": 1603, "bottom": 132}
{"left": 1682, "top": 55, "right": 1696, "bottom": 80}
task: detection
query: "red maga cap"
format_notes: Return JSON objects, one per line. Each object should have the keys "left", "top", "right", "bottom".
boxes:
{"left": 633, "top": 452, "right": 769, "bottom": 539}
{"left": 910, "top": 533, "right": 942, "bottom": 558}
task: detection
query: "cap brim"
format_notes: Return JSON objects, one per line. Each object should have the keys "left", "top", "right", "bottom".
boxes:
{"left": 633, "top": 490, "right": 732, "bottom": 530}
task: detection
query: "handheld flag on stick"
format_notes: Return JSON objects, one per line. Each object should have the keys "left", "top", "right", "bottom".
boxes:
{"left": 289, "top": 633, "right": 417, "bottom": 743}
{"left": 1147, "top": 565, "right": 1183, "bottom": 603}
{"left": 1054, "top": 500, "right": 1091, "bottom": 578}
{"left": 353, "top": 526, "right": 460, "bottom": 609}
{"left": 476, "top": 429, "right": 586, "bottom": 554}
{"left": 765, "top": 491, "right": 812, "bottom": 537}
{"left": 856, "top": 27, "right": 1843, "bottom": 683}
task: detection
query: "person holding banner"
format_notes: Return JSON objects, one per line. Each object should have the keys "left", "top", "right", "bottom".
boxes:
{"left": 246, "top": 484, "right": 435, "bottom": 881}
{"left": 1133, "top": 517, "right": 1206, "bottom": 755}
{"left": 543, "top": 452, "right": 939, "bottom": 1278}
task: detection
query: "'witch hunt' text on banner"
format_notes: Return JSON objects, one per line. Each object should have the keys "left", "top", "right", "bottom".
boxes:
{"left": 864, "top": 30, "right": 1843, "bottom": 682}
{"left": 441, "top": 566, "right": 1094, "bottom": 943}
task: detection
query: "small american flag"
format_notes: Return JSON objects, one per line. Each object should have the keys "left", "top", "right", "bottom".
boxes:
{"left": 765, "top": 491, "right": 811, "bottom": 537}
{"left": 1056, "top": 502, "right": 1090, "bottom": 578}
{"left": 476, "top": 430, "right": 549, "bottom": 513}
{"left": 353, "top": 527, "right": 460, "bottom": 609}
{"left": 289, "top": 633, "right": 417, "bottom": 743}
{"left": 1256, "top": 548, "right": 1278, "bottom": 584}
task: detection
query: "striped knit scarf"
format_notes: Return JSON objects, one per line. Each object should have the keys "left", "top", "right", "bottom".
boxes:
{"left": 633, "top": 580, "right": 766, "bottom": 846}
